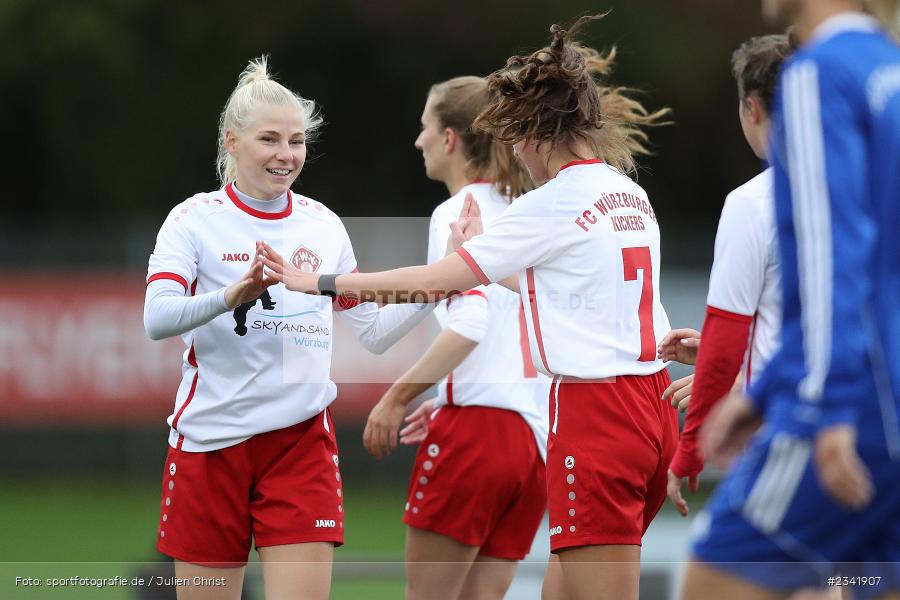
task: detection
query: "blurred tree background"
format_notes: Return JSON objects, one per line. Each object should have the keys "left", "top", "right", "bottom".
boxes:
{"left": 0, "top": 2, "right": 779, "bottom": 595}
{"left": 0, "top": 0, "right": 774, "bottom": 267}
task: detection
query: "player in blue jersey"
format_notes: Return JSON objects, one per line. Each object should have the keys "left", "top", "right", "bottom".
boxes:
{"left": 680, "top": 0, "right": 900, "bottom": 599}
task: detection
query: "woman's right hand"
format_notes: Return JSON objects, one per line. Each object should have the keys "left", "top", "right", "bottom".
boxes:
{"left": 224, "top": 247, "right": 279, "bottom": 308}
{"left": 399, "top": 399, "right": 435, "bottom": 445}
{"left": 258, "top": 241, "right": 321, "bottom": 294}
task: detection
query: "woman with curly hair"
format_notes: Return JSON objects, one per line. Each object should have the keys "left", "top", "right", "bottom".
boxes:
{"left": 261, "top": 16, "right": 674, "bottom": 599}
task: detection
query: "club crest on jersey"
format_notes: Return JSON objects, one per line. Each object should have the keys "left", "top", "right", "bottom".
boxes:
{"left": 290, "top": 246, "right": 321, "bottom": 273}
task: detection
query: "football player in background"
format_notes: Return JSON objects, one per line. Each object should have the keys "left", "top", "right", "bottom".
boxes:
{"left": 362, "top": 75, "right": 551, "bottom": 600}
{"left": 678, "top": 0, "right": 900, "bottom": 598}
{"left": 661, "top": 32, "right": 794, "bottom": 516}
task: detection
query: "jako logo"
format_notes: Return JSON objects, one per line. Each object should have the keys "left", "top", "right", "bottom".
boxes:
{"left": 565, "top": 456, "right": 575, "bottom": 469}
{"left": 315, "top": 519, "right": 336, "bottom": 528}
{"left": 222, "top": 253, "right": 250, "bottom": 262}
{"left": 549, "top": 526, "right": 563, "bottom": 536}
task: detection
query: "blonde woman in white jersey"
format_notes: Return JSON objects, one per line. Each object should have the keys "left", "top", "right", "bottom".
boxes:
{"left": 143, "top": 57, "right": 434, "bottom": 600}
{"left": 260, "top": 16, "right": 676, "bottom": 600}
{"left": 361, "top": 76, "right": 551, "bottom": 600}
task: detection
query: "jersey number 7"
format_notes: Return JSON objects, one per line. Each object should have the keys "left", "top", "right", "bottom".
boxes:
{"left": 622, "top": 246, "right": 656, "bottom": 362}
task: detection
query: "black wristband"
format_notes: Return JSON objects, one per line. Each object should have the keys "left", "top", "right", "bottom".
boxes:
{"left": 317, "top": 273, "right": 339, "bottom": 298}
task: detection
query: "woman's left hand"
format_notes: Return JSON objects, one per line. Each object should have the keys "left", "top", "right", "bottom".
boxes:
{"left": 257, "top": 241, "right": 320, "bottom": 294}
{"left": 663, "top": 374, "right": 693, "bottom": 413}
{"left": 447, "top": 192, "right": 483, "bottom": 253}
{"left": 666, "top": 469, "right": 700, "bottom": 517}
{"left": 814, "top": 424, "right": 873, "bottom": 510}
{"left": 399, "top": 399, "right": 435, "bottom": 445}
{"left": 657, "top": 328, "right": 701, "bottom": 365}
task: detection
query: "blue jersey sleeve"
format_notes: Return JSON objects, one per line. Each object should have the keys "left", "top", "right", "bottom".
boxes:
{"left": 762, "top": 57, "right": 874, "bottom": 432}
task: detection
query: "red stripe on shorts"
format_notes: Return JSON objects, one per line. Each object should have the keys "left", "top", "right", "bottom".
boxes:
{"left": 446, "top": 371, "right": 454, "bottom": 405}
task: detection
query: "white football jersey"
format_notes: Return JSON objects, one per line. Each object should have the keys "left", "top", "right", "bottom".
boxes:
{"left": 458, "top": 160, "right": 670, "bottom": 379}
{"left": 148, "top": 184, "right": 355, "bottom": 452}
{"left": 706, "top": 168, "right": 781, "bottom": 387}
{"left": 428, "top": 182, "right": 551, "bottom": 459}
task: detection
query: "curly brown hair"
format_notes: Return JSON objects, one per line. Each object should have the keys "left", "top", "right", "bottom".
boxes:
{"left": 474, "top": 14, "right": 671, "bottom": 175}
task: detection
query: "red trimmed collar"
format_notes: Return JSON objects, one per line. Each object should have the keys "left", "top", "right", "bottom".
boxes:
{"left": 225, "top": 182, "right": 293, "bottom": 220}
{"left": 557, "top": 158, "right": 604, "bottom": 174}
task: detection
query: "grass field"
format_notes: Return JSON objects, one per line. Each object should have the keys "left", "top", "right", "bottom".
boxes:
{"left": 0, "top": 477, "right": 409, "bottom": 599}
{"left": 1, "top": 476, "right": 714, "bottom": 599}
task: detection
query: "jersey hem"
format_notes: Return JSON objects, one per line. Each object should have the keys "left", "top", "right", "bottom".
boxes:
{"left": 550, "top": 533, "right": 642, "bottom": 553}
{"left": 156, "top": 542, "right": 249, "bottom": 568}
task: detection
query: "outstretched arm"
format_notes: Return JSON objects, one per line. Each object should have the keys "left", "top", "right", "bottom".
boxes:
{"left": 666, "top": 308, "right": 753, "bottom": 517}
{"left": 260, "top": 241, "right": 482, "bottom": 303}
{"left": 145, "top": 247, "right": 277, "bottom": 340}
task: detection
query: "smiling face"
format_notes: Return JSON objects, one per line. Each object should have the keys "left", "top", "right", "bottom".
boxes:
{"left": 227, "top": 103, "right": 306, "bottom": 200}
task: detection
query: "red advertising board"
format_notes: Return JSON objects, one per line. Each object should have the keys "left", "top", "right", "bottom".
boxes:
{"left": 0, "top": 272, "right": 434, "bottom": 426}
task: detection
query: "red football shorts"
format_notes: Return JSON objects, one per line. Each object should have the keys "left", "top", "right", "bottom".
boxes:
{"left": 403, "top": 405, "right": 546, "bottom": 560}
{"left": 156, "top": 410, "right": 344, "bottom": 566}
{"left": 547, "top": 370, "right": 677, "bottom": 552}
